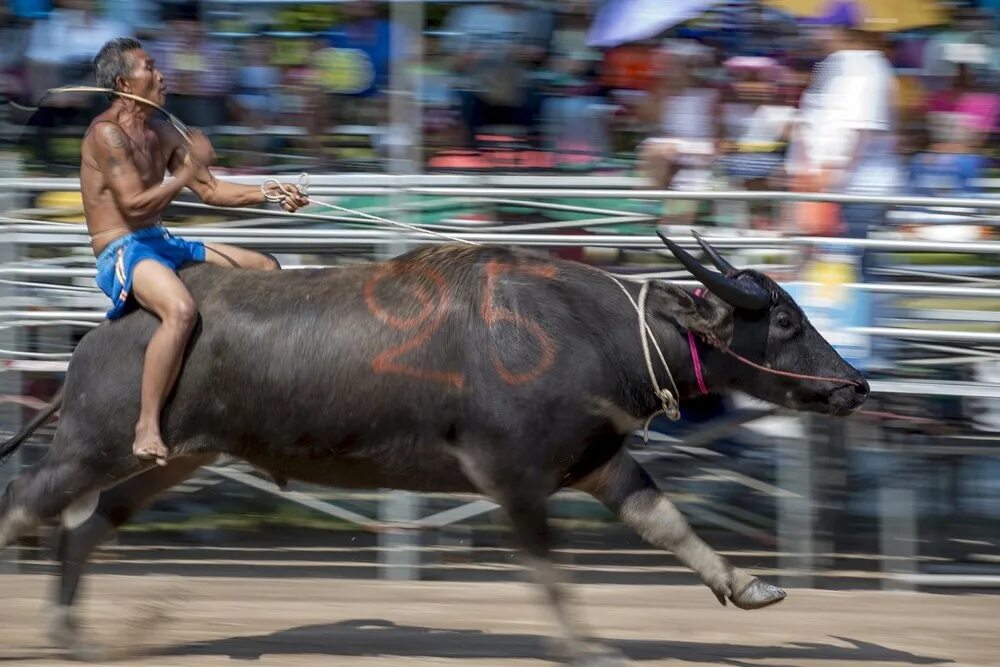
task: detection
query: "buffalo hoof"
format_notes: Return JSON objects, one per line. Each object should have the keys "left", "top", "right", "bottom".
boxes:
{"left": 730, "top": 578, "right": 786, "bottom": 610}
{"left": 48, "top": 606, "right": 75, "bottom": 649}
{"left": 67, "top": 642, "right": 111, "bottom": 663}
{"left": 47, "top": 606, "right": 109, "bottom": 662}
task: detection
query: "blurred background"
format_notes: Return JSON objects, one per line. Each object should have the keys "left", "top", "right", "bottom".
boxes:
{"left": 0, "top": 0, "right": 999, "bottom": 597}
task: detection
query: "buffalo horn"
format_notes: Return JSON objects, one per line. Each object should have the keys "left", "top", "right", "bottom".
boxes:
{"left": 692, "top": 230, "right": 738, "bottom": 276}
{"left": 656, "top": 230, "right": 770, "bottom": 311}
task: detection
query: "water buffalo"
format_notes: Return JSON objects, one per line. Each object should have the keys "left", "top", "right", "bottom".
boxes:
{"left": 0, "top": 232, "right": 868, "bottom": 664}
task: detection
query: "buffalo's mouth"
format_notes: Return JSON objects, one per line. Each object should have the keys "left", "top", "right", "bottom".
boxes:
{"left": 788, "top": 383, "right": 868, "bottom": 417}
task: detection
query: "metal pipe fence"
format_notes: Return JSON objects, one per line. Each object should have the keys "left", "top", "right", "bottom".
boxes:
{"left": 6, "top": 224, "right": 1000, "bottom": 253}
{"left": 1, "top": 179, "right": 998, "bottom": 588}
{"left": 0, "top": 173, "right": 999, "bottom": 207}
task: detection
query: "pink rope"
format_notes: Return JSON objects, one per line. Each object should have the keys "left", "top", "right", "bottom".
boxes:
{"left": 688, "top": 288, "right": 709, "bottom": 395}
{"left": 688, "top": 331, "right": 709, "bottom": 395}
{"left": 722, "top": 347, "right": 863, "bottom": 388}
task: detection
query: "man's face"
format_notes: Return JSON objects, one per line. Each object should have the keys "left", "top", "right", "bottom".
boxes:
{"left": 121, "top": 49, "right": 166, "bottom": 106}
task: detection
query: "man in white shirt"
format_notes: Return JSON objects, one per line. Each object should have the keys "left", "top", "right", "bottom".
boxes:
{"left": 786, "top": 20, "right": 902, "bottom": 249}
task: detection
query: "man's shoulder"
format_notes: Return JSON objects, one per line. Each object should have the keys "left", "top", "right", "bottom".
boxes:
{"left": 82, "top": 115, "right": 123, "bottom": 150}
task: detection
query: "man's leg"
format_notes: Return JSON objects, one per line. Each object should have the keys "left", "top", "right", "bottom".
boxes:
{"left": 640, "top": 139, "right": 680, "bottom": 190}
{"left": 203, "top": 243, "right": 280, "bottom": 271}
{"left": 130, "top": 260, "right": 199, "bottom": 464}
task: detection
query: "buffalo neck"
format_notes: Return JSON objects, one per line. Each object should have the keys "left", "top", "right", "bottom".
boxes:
{"left": 575, "top": 274, "right": 725, "bottom": 417}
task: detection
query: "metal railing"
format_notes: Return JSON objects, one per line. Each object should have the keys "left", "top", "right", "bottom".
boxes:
{"left": 2, "top": 177, "right": 998, "bottom": 586}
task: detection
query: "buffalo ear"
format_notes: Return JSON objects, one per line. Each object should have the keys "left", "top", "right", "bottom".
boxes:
{"left": 649, "top": 282, "right": 733, "bottom": 349}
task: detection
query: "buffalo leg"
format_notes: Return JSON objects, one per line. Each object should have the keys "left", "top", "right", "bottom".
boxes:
{"left": 0, "top": 452, "right": 146, "bottom": 553}
{"left": 454, "top": 450, "right": 624, "bottom": 666}
{"left": 576, "top": 450, "right": 786, "bottom": 610}
{"left": 505, "top": 500, "right": 626, "bottom": 666}
{"left": 49, "top": 455, "right": 215, "bottom": 657}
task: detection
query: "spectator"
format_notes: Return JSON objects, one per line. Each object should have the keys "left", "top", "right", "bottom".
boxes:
{"left": 538, "top": 0, "right": 608, "bottom": 165}
{"left": 638, "top": 40, "right": 722, "bottom": 224}
{"left": 23, "top": 0, "right": 130, "bottom": 167}
{"left": 149, "top": 8, "right": 231, "bottom": 131}
{"left": 324, "top": 0, "right": 397, "bottom": 96}
{"left": 927, "top": 57, "right": 999, "bottom": 151}
{"left": 0, "top": 3, "right": 31, "bottom": 103}
{"left": 280, "top": 42, "right": 323, "bottom": 135}
{"left": 103, "top": 0, "right": 157, "bottom": 33}
{"left": 25, "top": 0, "right": 130, "bottom": 102}
{"left": 233, "top": 38, "right": 282, "bottom": 128}
{"left": 784, "top": 16, "right": 903, "bottom": 247}
{"left": 443, "top": 0, "right": 551, "bottom": 150}
{"left": 718, "top": 57, "right": 796, "bottom": 229}
{"left": 317, "top": 0, "right": 407, "bottom": 127}
{"left": 909, "top": 111, "right": 988, "bottom": 198}
{"left": 922, "top": 7, "right": 1000, "bottom": 81}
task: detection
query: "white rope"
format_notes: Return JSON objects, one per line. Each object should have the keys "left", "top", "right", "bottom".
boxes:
{"left": 260, "top": 174, "right": 477, "bottom": 246}
{"left": 11, "top": 85, "right": 193, "bottom": 141}
{"left": 603, "top": 275, "right": 681, "bottom": 440}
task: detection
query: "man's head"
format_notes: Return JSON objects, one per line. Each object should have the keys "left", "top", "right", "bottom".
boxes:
{"left": 94, "top": 37, "right": 166, "bottom": 105}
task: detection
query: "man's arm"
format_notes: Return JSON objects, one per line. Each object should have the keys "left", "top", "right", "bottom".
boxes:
{"left": 168, "top": 151, "right": 265, "bottom": 207}
{"left": 94, "top": 123, "right": 199, "bottom": 220}
{"left": 162, "top": 125, "right": 307, "bottom": 211}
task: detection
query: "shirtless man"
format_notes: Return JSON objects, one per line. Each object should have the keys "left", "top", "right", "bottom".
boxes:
{"left": 81, "top": 37, "right": 309, "bottom": 464}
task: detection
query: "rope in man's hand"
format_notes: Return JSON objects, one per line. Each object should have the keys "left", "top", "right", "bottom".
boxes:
{"left": 261, "top": 173, "right": 310, "bottom": 213}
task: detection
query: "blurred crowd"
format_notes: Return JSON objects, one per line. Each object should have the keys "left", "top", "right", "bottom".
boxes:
{"left": 1, "top": 0, "right": 998, "bottom": 229}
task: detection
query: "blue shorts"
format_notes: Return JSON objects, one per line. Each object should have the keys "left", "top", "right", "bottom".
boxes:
{"left": 95, "top": 225, "right": 206, "bottom": 319}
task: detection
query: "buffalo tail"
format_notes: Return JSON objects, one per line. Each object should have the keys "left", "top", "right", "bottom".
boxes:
{"left": 0, "top": 389, "right": 63, "bottom": 465}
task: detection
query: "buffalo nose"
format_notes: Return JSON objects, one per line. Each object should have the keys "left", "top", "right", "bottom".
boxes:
{"left": 855, "top": 377, "right": 870, "bottom": 400}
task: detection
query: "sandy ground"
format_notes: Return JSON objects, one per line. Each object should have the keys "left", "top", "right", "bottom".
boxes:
{"left": 0, "top": 574, "right": 996, "bottom": 666}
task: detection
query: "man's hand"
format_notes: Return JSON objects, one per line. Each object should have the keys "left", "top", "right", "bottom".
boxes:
{"left": 264, "top": 183, "right": 309, "bottom": 213}
{"left": 182, "top": 129, "right": 216, "bottom": 168}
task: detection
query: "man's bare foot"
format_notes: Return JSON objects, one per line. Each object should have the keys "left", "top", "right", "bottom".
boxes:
{"left": 133, "top": 427, "right": 169, "bottom": 466}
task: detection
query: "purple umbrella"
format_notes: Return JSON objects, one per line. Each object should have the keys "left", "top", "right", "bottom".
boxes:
{"left": 587, "top": 0, "right": 726, "bottom": 48}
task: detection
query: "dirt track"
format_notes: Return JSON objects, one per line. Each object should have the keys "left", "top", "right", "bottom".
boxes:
{"left": 1, "top": 574, "right": 996, "bottom": 666}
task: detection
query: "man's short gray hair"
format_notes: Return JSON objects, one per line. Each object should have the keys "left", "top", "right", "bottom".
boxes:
{"left": 94, "top": 37, "right": 143, "bottom": 99}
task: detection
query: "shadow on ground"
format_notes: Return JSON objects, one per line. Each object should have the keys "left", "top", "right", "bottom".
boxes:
{"left": 133, "top": 619, "right": 953, "bottom": 666}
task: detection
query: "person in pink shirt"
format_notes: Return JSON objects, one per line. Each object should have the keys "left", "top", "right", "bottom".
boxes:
{"left": 928, "top": 61, "right": 998, "bottom": 148}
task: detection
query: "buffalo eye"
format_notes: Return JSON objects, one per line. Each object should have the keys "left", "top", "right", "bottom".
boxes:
{"left": 777, "top": 313, "right": 792, "bottom": 329}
